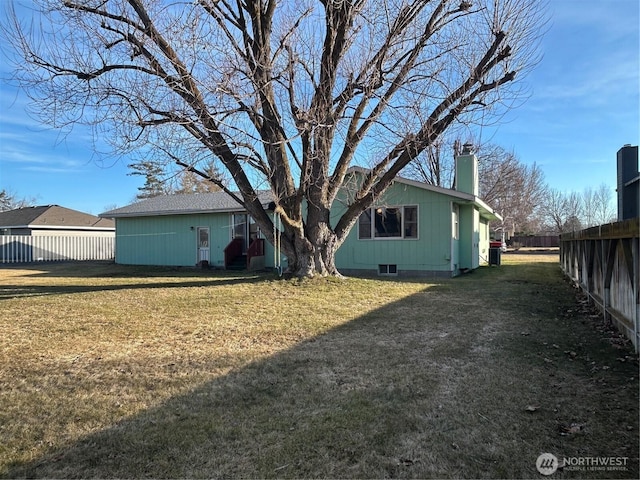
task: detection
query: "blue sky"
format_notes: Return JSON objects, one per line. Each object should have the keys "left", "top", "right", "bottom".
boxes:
{"left": 0, "top": 0, "right": 638, "bottom": 216}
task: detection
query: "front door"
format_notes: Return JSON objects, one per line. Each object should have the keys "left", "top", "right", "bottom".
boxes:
{"left": 197, "top": 227, "right": 210, "bottom": 263}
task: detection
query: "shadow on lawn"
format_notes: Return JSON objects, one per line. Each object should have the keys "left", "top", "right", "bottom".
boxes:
{"left": 0, "top": 276, "right": 266, "bottom": 300}
{"left": 3, "top": 262, "right": 639, "bottom": 479}
{"left": 3, "top": 282, "right": 457, "bottom": 478}
{"left": 0, "top": 262, "right": 270, "bottom": 300}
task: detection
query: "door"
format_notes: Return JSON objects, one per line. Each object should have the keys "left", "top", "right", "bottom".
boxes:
{"left": 197, "top": 227, "right": 210, "bottom": 263}
{"left": 232, "top": 214, "right": 248, "bottom": 253}
{"left": 232, "top": 214, "right": 261, "bottom": 253}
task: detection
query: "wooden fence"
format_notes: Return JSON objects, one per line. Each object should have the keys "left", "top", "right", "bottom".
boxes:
{"left": 560, "top": 218, "right": 639, "bottom": 352}
{"left": 510, "top": 235, "right": 559, "bottom": 248}
{"left": 0, "top": 235, "right": 115, "bottom": 263}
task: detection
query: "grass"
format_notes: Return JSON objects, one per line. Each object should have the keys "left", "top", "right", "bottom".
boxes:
{"left": 0, "top": 255, "right": 638, "bottom": 478}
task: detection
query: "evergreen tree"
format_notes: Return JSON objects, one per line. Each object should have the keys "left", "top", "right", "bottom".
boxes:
{"left": 127, "top": 161, "right": 170, "bottom": 200}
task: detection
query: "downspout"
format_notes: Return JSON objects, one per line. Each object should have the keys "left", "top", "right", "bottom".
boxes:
{"left": 273, "top": 211, "right": 282, "bottom": 276}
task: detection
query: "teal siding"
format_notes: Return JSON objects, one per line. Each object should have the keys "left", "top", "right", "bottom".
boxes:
{"left": 458, "top": 205, "right": 482, "bottom": 270}
{"left": 334, "top": 183, "right": 455, "bottom": 275}
{"left": 115, "top": 213, "right": 278, "bottom": 268}
{"left": 112, "top": 179, "right": 492, "bottom": 275}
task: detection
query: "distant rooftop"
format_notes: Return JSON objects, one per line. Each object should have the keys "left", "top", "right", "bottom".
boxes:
{"left": 0, "top": 205, "right": 114, "bottom": 230}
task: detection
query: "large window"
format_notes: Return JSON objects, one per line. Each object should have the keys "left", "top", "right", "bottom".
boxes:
{"left": 358, "top": 206, "right": 418, "bottom": 239}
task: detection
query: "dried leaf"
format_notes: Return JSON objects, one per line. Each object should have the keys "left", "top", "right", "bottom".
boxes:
{"left": 524, "top": 405, "right": 540, "bottom": 412}
{"left": 559, "top": 422, "right": 586, "bottom": 435}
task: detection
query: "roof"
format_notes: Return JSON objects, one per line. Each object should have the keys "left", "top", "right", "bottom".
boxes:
{"left": 100, "top": 190, "right": 275, "bottom": 218}
{"left": 346, "top": 167, "right": 503, "bottom": 222}
{"left": 0, "top": 205, "right": 115, "bottom": 230}
{"left": 100, "top": 173, "right": 502, "bottom": 222}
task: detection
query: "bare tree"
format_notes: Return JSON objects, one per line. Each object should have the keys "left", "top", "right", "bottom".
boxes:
{"left": 406, "top": 139, "right": 547, "bottom": 235}
{"left": 581, "top": 183, "right": 616, "bottom": 227}
{"left": 175, "top": 163, "right": 225, "bottom": 194}
{"left": 581, "top": 186, "right": 597, "bottom": 228}
{"left": 541, "top": 188, "right": 582, "bottom": 233}
{"left": 0, "top": 188, "right": 37, "bottom": 211}
{"left": 2, "top": 0, "right": 546, "bottom": 276}
{"left": 401, "top": 134, "right": 462, "bottom": 188}
{"left": 128, "top": 158, "right": 225, "bottom": 199}
{"left": 476, "top": 145, "right": 546, "bottom": 235}
{"left": 592, "top": 183, "right": 616, "bottom": 225}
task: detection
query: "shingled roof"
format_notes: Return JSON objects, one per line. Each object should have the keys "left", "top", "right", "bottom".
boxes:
{"left": 100, "top": 191, "right": 274, "bottom": 218}
{"left": 0, "top": 205, "right": 115, "bottom": 230}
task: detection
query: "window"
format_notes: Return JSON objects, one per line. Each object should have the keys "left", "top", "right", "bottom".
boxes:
{"left": 358, "top": 206, "right": 418, "bottom": 239}
{"left": 404, "top": 206, "right": 418, "bottom": 238}
{"left": 375, "top": 207, "right": 401, "bottom": 237}
{"left": 358, "top": 209, "right": 372, "bottom": 239}
{"left": 379, "top": 264, "right": 398, "bottom": 275}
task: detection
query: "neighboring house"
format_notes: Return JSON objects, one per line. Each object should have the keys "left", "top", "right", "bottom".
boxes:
{"left": 0, "top": 205, "right": 115, "bottom": 263}
{"left": 0, "top": 205, "right": 115, "bottom": 236}
{"left": 101, "top": 147, "right": 502, "bottom": 277}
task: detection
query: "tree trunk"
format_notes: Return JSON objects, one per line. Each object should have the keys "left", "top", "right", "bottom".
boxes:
{"left": 282, "top": 202, "right": 343, "bottom": 278}
{"left": 284, "top": 227, "right": 342, "bottom": 277}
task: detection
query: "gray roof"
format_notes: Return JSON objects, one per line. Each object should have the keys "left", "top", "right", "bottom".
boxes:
{"left": 100, "top": 191, "right": 274, "bottom": 218}
{"left": 0, "top": 205, "right": 115, "bottom": 230}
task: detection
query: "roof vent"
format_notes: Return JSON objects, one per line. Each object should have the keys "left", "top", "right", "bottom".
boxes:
{"left": 462, "top": 142, "right": 474, "bottom": 155}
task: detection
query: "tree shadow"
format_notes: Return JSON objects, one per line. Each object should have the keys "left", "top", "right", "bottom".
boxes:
{"left": 0, "top": 262, "right": 272, "bottom": 300}
{"left": 4, "top": 260, "right": 636, "bottom": 478}
{"left": 2, "top": 282, "right": 468, "bottom": 479}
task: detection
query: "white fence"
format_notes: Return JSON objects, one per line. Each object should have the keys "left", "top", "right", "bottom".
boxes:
{"left": 0, "top": 235, "right": 115, "bottom": 263}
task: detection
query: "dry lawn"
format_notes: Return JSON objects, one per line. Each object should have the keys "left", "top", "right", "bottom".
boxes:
{"left": 0, "top": 256, "right": 638, "bottom": 478}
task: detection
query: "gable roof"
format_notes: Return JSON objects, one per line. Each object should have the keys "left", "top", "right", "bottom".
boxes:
{"left": 100, "top": 190, "right": 275, "bottom": 218}
{"left": 346, "top": 167, "right": 502, "bottom": 221}
{"left": 100, "top": 171, "right": 501, "bottom": 222}
{"left": 0, "top": 205, "right": 115, "bottom": 230}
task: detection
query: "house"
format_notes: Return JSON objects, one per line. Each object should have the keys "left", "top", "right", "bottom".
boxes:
{"left": 0, "top": 205, "right": 115, "bottom": 236}
{"left": 101, "top": 147, "right": 502, "bottom": 276}
{"left": 334, "top": 146, "right": 501, "bottom": 277}
{"left": 101, "top": 191, "right": 276, "bottom": 270}
{"left": 0, "top": 205, "right": 115, "bottom": 263}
